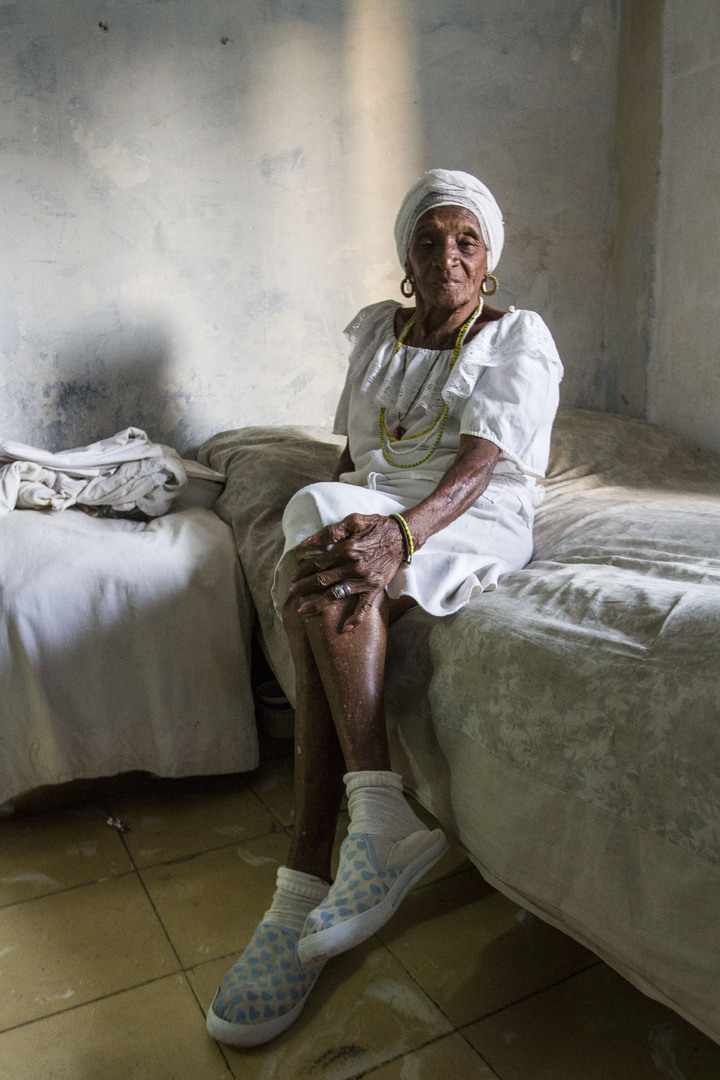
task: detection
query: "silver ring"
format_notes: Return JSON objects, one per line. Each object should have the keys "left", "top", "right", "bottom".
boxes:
{"left": 330, "top": 582, "right": 351, "bottom": 600}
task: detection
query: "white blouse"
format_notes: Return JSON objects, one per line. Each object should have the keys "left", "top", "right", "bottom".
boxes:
{"left": 275, "top": 302, "right": 564, "bottom": 616}
{"left": 333, "top": 300, "right": 563, "bottom": 493}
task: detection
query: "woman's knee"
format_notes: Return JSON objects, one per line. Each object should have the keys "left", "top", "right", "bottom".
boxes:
{"left": 281, "top": 591, "right": 306, "bottom": 637}
{"left": 281, "top": 588, "right": 342, "bottom": 644}
{"left": 284, "top": 591, "right": 345, "bottom": 644}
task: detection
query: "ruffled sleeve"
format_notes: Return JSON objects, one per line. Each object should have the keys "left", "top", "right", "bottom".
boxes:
{"left": 333, "top": 377, "right": 352, "bottom": 436}
{"left": 445, "top": 310, "right": 563, "bottom": 477}
{"left": 333, "top": 301, "right": 401, "bottom": 435}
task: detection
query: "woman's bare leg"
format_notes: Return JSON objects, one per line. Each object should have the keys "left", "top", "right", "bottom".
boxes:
{"left": 291, "top": 591, "right": 448, "bottom": 967}
{"left": 280, "top": 565, "right": 416, "bottom": 879}
{"left": 282, "top": 599, "right": 346, "bottom": 883}
{"left": 300, "top": 592, "right": 392, "bottom": 772}
{"left": 280, "top": 584, "right": 396, "bottom": 863}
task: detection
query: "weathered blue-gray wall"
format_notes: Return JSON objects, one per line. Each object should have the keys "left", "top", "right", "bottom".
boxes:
{"left": 0, "top": 0, "right": 618, "bottom": 455}
{"left": 606, "top": 0, "right": 664, "bottom": 421}
{"left": 648, "top": 0, "right": 720, "bottom": 455}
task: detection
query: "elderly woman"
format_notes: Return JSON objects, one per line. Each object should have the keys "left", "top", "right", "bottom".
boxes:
{"left": 207, "top": 169, "right": 563, "bottom": 1047}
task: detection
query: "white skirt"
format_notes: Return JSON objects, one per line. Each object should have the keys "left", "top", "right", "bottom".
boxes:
{"left": 272, "top": 473, "right": 535, "bottom": 618}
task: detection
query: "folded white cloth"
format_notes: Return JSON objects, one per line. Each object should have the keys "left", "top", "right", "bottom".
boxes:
{"left": 0, "top": 428, "right": 187, "bottom": 516}
{"left": 0, "top": 427, "right": 179, "bottom": 475}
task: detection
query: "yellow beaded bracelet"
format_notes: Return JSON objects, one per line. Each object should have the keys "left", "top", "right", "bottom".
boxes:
{"left": 390, "top": 512, "right": 414, "bottom": 565}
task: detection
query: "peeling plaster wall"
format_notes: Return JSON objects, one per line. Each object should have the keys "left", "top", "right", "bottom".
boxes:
{"left": 648, "top": 0, "right": 720, "bottom": 455}
{"left": 607, "top": 0, "right": 664, "bottom": 419}
{"left": 0, "top": 0, "right": 618, "bottom": 455}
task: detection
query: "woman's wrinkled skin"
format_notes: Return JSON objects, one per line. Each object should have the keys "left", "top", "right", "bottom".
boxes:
{"left": 282, "top": 205, "right": 504, "bottom": 883}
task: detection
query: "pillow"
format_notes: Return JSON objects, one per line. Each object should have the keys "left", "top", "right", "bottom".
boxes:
{"left": 546, "top": 407, "right": 720, "bottom": 489}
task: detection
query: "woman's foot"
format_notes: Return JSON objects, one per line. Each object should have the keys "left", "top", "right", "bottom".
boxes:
{"left": 206, "top": 867, "right": 328, "bottom": 1047}
{"left": 297, "top": 827, "right": 447, "bottom": 966}
{"left": 206, "top": 920, "right": 325, "bottom": 1047}
{"left": 297, "top": 771, "right": 447, "bottom": 967}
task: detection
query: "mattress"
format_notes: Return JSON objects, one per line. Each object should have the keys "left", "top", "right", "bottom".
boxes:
{"left": 1, "top": 503, "right": 258, "bottom": 803}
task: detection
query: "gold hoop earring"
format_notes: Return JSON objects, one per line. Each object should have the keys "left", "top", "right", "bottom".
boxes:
{"left": 400, "top": 276, "right": 415, "bottom": 298}
{"left": 481, "top": 274, "right": 498, "bottom": 296}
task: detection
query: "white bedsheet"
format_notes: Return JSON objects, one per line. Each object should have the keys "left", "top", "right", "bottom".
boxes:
{"left": 0, "top": 504, "right": 257, "bottom": 803}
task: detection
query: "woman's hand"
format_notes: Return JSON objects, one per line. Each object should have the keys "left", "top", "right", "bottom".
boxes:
{"left": 288, "top": 436, "right": 499, "bottom": 631}
{"left": 289, "top": 513, "right": 406, "bottom": 630}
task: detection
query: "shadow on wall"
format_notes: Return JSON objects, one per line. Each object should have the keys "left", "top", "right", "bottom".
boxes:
{"left": 37, "top": 319, "right": 189, "bottom": 454}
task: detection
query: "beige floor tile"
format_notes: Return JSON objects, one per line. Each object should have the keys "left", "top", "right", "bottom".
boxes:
{"left": 0, "top": 974, "right": 233, "bottom": 1080}
{"left": 247, "top": 758, "right": 296, "bottom": 828}
{"left": 0, "top": 802, "right": 133, "bottom": 906}
{"left": 140, "top": 831, "right": 292, "bottom": 968}
{"left": 190, "top": 938, "right": 453, "bottom": 1080}
{"left": 377, "top": 868, "right": 595, "bottom": 1027}
{"left": 361, "top": 1031, "right": 500, "bottom": 1079}
{"left": 0, "top": 875, "right": 179, "bottom": 1031}
{"left": 464, "top": 963, "right": 720, "bottom": 1080}
{"left": 107, "top": 774, "right": 278, "bottom": 868}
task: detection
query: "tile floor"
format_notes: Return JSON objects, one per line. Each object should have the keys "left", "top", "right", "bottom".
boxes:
{"left": 2, "top": 735, "right": 720, "bottom": 1080}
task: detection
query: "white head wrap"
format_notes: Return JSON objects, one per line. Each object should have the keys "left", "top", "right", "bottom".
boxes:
{"left": 394, "top": 168, "right": 504, "bottom": 274}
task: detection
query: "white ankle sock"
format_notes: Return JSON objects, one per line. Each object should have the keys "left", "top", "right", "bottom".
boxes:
{"left": 263, "top": 866, "right": 329, "bottom": 935}
{"left": 344, "top": 770, "right": 428, "bottom": 866}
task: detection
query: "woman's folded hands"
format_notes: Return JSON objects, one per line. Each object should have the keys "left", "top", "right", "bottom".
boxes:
{"left": 289, "top": 513, "right": 406, "bottom": 630}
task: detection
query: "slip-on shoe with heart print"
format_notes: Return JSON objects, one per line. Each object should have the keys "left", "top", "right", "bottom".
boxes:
{"left": 297, "top": 828, "right": 447, "bottom": 967}
{"left": 206, "top": 920, "right": 324, "bottom": 1047}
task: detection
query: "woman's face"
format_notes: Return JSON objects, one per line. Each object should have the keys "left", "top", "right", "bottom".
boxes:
{"left": 406, "top": 205, "right": 488, "bottom": 312}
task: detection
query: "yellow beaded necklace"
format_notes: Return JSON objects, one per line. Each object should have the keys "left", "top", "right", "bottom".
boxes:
{"left": 379, "top": 301, "right": 483, "bottom": 469}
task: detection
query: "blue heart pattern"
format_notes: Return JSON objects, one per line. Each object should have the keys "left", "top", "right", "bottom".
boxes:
{"left": 212, "top": 922, "right": 323, "bottom": 1025}
{"left": 303, "top": 835, "right": 400, "bottom": 937}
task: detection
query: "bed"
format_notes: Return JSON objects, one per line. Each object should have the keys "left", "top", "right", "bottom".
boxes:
{"left": 198, "top": 406, "right": 720, "bottom": 1046}
{"left": 0, "top": 478, "right": 258, "bottom": 806}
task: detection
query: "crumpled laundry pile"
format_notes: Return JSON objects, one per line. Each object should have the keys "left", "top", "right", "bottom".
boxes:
{"left": 0, "top": 428, "right": 187, "bottom": 517}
